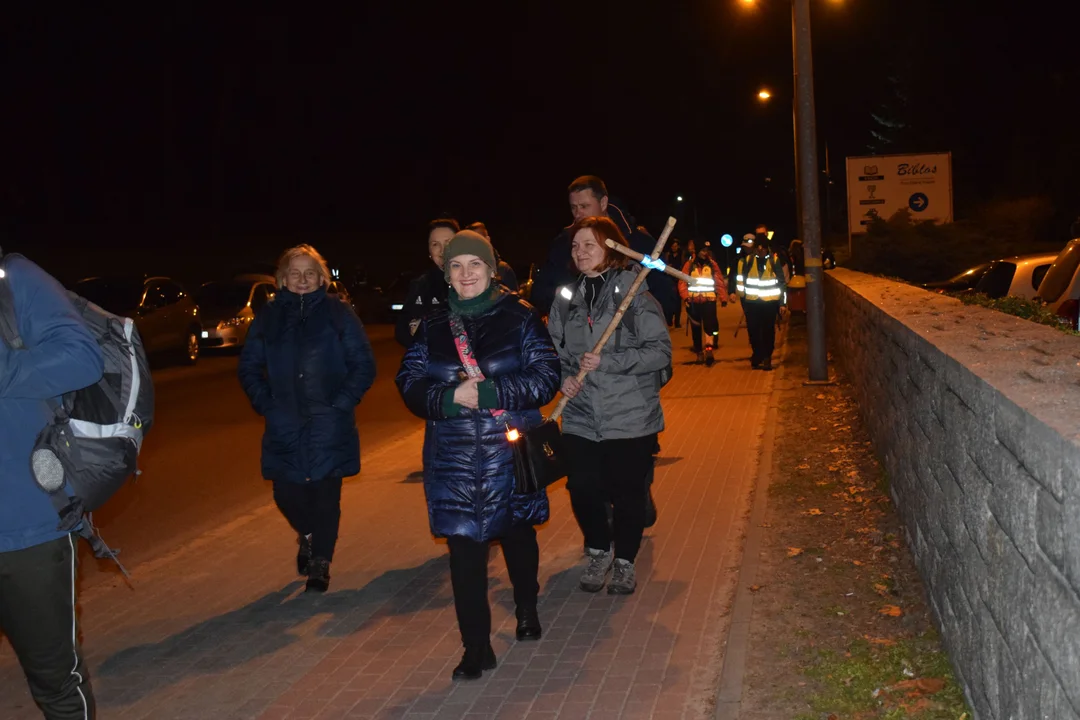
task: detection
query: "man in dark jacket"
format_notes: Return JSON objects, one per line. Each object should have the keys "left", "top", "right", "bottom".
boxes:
{"left": 531, "top": 175, "right": 679, "bottom": 320}
{"left": 396, "top": 218, "right": 458, "bottom": 348}
{"left": 465, "top": 222, "right": 519, "bottom": 293}
{"left": 0, "top": 252, "right": 105, "bottom": 718}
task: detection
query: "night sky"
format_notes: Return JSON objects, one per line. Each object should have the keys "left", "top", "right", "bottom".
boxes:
{"left": 2, "top": 1, "right": 1077, "bottom": 285}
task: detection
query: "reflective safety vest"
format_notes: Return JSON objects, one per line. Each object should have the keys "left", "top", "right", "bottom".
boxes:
{"left": 686, "top": 262, "right": 717, "bottom": 302}
{"left": 737, "top": 255, "right": 782, "bottom": 302}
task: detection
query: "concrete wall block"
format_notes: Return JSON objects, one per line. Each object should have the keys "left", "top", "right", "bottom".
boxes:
{"left": 938, "top": 462, "right": 968, "bottom": 552}
{"left": 1063, "top": 493, "right": 1080, "bottom": 600}
{"left": 1029, "top": 556, "right": 1080, "bottom": 714}
{"left": 1021, "top": 630, "right": 1080, "bottom": 720}
{"left": 984, "top": 516, "right": 1036, "bottom": 658}
{"left": 1037, "top": 489, "right": 1066, "bottom": 575}
{"left": 979, "top": 603, "right": 1006, "bottom": 719}
{"left": 995, "top": 395, "right": 1066, "bottom": 501}
{"left": 987, "top": 459, "right": 1041, "bottom": 570}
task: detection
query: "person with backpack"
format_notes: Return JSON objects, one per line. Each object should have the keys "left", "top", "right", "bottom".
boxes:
{"left": 547, "top": 216, "right": 672, "bottom": 596}
{"left": 239, "top": 244, "right": 376, "bottom": 593}
{"left": 0, "top": 252, "right": 105, "bottom": 719}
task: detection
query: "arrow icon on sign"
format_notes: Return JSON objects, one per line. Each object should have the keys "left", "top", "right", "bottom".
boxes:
{"left": 909, "top": 192, "right": 929, "bottom": 212}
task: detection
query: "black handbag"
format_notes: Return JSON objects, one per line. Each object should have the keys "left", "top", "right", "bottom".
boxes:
{"left": 447, "top": 313, "right": 567, "bottom": 495}
{"left": 510, "top": 419, "right": 567, "bottom": 495}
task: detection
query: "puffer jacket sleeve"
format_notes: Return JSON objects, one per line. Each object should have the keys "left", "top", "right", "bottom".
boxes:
{"left": 238, "top": 309, "right": 273, "bottom": 415}
{"left": 395, "top": 320, "right": 457, "bottom": 420}
{"left": 490, "top": 309, "right": 561, "bottom": 411}
{"left": 598, "top": 293, "right": 672, "bottom": 376}
{"left": 330, "top": 305, "right": 376, "bottom": 411}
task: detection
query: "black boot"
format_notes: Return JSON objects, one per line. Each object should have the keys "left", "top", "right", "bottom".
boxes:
{"left": 306, "top": 557, "right": 330, "bottom": 593}
{"left": 296, "top": 534, "right": 312, "bottom": 576}
{"left": 516, "top": 607, "right": 542, "bottom": 642}
{"left": 452, "top": 644, "right": 497, "bottom": 680}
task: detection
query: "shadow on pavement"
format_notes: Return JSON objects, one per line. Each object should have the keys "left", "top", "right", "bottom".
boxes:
{"left": 94, "top": 556, "right": 451, "bottom": 703}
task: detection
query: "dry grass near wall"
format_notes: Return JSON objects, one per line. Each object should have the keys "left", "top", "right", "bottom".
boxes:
{"left": 738, "top": 322, "right": 973, "bottom": 720}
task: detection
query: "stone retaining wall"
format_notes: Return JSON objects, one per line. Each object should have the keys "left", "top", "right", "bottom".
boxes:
{"left": 824, "top": 269, "right": 1080, "bottom": 720}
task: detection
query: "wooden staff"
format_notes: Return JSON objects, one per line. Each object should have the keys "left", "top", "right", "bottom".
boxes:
{"left": 603, "top": 239, "right": 715, "bottom": 288}
{"left": 547, "top": 216, "right": 677, "bottom": 422}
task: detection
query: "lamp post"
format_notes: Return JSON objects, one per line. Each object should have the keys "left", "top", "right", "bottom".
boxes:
{"left": 744, "top": 0, "right": 830, "bottom": 383}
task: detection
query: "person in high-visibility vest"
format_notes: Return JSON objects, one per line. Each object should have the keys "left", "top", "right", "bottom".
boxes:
{"left": 736, "top": 238, "right": 785, "bottom": 371}
{"left": 678, "top": 242, "right": 729, "bottom": 367}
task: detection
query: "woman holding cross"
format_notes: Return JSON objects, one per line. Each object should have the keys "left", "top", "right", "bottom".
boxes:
{"left": 547, "top": 216, "right": 673, "bottom": 595}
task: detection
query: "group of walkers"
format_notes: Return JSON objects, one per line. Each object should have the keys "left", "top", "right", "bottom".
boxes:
{"left": 0, "top": 173, "right": 794, "bottom": 718}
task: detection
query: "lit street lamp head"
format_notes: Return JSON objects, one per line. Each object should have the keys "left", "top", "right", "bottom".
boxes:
{"left": 757, "top": 89, "right": 772, "bottom": 101}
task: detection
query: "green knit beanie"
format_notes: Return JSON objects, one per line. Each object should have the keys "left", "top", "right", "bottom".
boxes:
{"left": 443, "top": 230, "right": 497, "bottom": 281}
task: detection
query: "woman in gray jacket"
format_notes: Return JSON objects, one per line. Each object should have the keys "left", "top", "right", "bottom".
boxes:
{"left": 547, "top": 216, "right": 673, "bottom": 595}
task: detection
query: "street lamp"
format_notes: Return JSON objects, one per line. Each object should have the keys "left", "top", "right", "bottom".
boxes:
{"left": 757, "top": 88, "right": 772, "bottom": 101}
{"left": 676, "top": 195, "right": 684, "bottom": 203}
{"left": 740, "top": 0, "right": 829, "bottom": 384}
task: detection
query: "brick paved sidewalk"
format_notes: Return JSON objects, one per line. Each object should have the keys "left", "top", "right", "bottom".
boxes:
{"left": 1, "top": 303, "right": 781, "bottom": 720}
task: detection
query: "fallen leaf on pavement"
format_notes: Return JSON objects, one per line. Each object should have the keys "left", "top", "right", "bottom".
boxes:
{"left": 797, "top": 464, "right": 810, "bottom": 470}
{"left": 880, "top": 605, "right": 904, "bottom": 617}
{"left": 828, "top": 465, "right": 839, "bottom": 472}
{"left": 787, "top": 547, "right": 804, "bottom": 557}
{"left": 808, "top": 508, "right": 823, "bottom": 515}
{"left": 830, "top": 447, "right": 842, "bottom": 453}
{"left": 817, "top": 394, "right": 826, "bottom": 400}
{"left": 873, "top": 583, "right": 890, "bottom": 596}
{"left": 852, "top": 560, "right": 864, "bottom": 566}
{"left": 749, "top": 584, "right": 764, "bottom": 592}
{"left": 809, "top": 427, "right": 818, "bottom": 431}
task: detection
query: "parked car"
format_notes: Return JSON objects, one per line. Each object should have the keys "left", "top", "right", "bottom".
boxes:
{"left": 327, "top": 279, "right": 353, "bottom": 310}
{"left": 972, "top": 253, "right": 1057, "bottom": 301}
{"left": 196, "top": 274, "right": 276, "bottom": 350}
{"left": 1035, "top": 238, "right": 1080, "bottom": 329}
{"left": 74, "top": 275, "right": 202, "bottom": 364}
{"left": 922, "top": 263, "right": 992, "bottom": 293}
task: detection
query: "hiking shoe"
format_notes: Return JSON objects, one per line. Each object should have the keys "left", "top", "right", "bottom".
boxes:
{"left": 580, "top": 547, "right": 614, "bottom": 592}
{"left": 704, "top": 348, "right": 715, "bottom": 367}
{"left": 296, "top": 534, "right": 312, "bottom": 576}
{"left": 306, "top": 557, "right": 331, "bottom": 593}
{"left": 762, "top": 360, "right": 774, "bottom": 371}
{"left": 607, "top": 559, "right": 637, "bottom": 595}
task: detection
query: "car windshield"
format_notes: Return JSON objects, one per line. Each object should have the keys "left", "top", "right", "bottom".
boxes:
{"left": 975, "top": 262, "right": 1017, "bottom": 299}
{"left": 74, "top": 278, "right": 145, "bottom": 313}
{"left": 1037, "top": 241, "right": 1080, "bottom": 303}
{"left": 196, "top": 282, "right": 251, "bottom": 310}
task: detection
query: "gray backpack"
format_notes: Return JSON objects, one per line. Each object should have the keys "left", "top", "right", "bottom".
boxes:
{"left": 0, "top": 251, "right": 154, "bottom": 574}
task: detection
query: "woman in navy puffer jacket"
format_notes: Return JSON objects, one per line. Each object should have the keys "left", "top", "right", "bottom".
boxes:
{"left": 239, "top": 244, "right": 376, "bottom": 593}
{"left": 396, "top": 230, "right": 560, "bottom": 681}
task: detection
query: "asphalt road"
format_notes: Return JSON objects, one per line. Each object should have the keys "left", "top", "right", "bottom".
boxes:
{"left": 79, "top": 324, "right": 414, "bottom": 589}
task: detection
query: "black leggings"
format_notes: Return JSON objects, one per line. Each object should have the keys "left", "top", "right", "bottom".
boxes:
{"left": 272, "top": 478, "right": 343, "bottom": 561}
{"left": 686, "top": 301, "right": 719, "bottom": 351}
{"left": 447, "top": 525, "right": 541, "bottom": 647}
{"left": 564, "top": 433, "right": 657, "bottom": 563}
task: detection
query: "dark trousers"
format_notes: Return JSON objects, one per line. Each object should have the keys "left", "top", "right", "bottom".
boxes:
{"left": 272, "top": 478, "right": 343, "bottom": 561}
{"left": 447, "top": 525, "right": 540, "bottom": 646}
{"left": 565, "top": 433, "right": 657, "bottom": 563}
{"left": 686, "top": 301, "right": 719, "bottom": 352}
{"left": 0, "top": 535, "right": 96, "bottom": 720}
{"left": 744, "top": 301, "right": 777, "bottom": 364}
